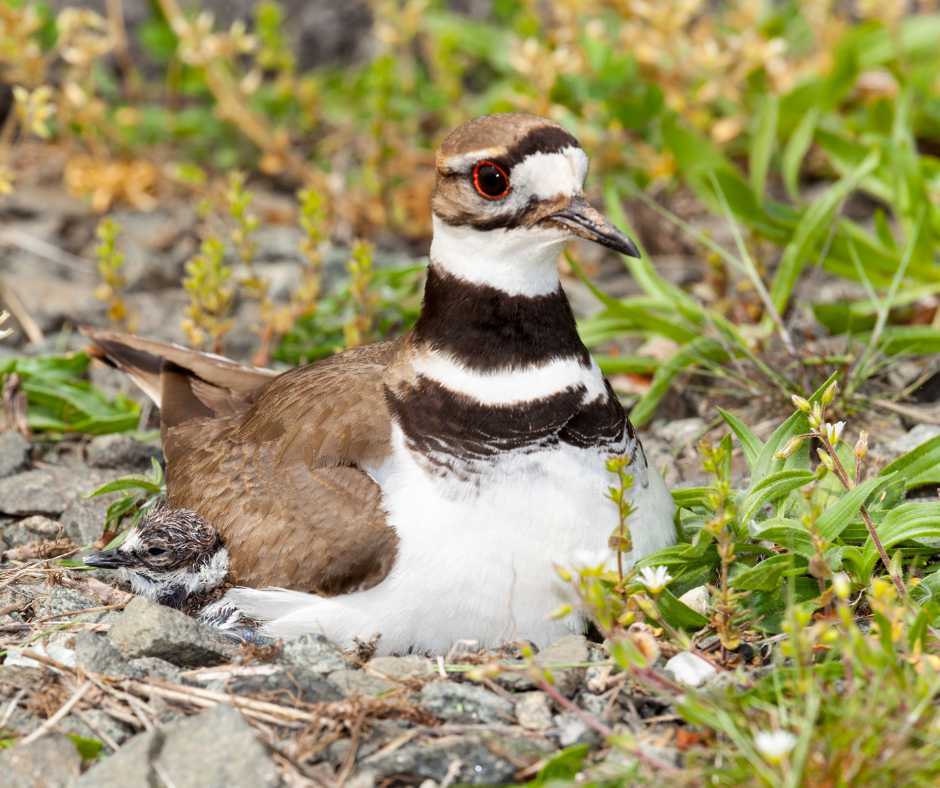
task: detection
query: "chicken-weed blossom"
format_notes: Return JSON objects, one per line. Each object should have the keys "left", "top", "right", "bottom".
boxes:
{"left": 637, "top": 566, "right": 672, "bottom": 594}
{"left": 754, "top": 729, "right": 797, "bottom": 762}
{"left": 824, "top": 421, "right": 845, "bottom": 447}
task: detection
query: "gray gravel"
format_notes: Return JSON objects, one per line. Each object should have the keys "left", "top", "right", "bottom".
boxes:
{"left": 0, "top": 734, "right": 82, "bottom": 788}
{"left": 360, "top": 731, "right": 553, "bottom": 785}
{"left": 73, "top": 705, "right": 282, "bottom": 788}
{"left": 86, "top": 434, "right": 161, "bottom": 470}
{"left": 0, "top": 466, "right": 125, "bottom": 521}
{"left": 0, "top": 431, "right": 29, "bottom": 478}
{"left": 108, "top": 597, "right": 236, "bottom": 667}
{"left": 278, "top": 632, "right": 350, "bottom": 673}
{"left": 420, "top": 680, "right": 514, "bottom": 724}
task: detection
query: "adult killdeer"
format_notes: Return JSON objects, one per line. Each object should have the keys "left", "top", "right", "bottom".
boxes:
{"left": 87, "top": 113, "right": 676, "bottom": 654}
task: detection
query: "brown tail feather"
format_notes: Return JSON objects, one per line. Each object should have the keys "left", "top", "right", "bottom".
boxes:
{"left": 83, "top": 328, "right": 277, "bottom": 430}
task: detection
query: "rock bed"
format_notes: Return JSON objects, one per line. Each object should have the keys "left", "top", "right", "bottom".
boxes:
{"left": 1, "top": 586, "right": 678, "bottom": 788}
{"left": 0, "top": 432, "right": 691, "bottom": 786}
{"left": 2, "top": 408, "right": 938, "bottom": 785}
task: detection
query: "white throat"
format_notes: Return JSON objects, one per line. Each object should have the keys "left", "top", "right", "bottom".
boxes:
{"left": 429, "top": 215, "right": 566, "bottom": 297}
{"left": 122, "top": 547, "right": 230, "bottom": 602}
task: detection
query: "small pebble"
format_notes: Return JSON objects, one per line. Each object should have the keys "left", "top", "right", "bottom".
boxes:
{"left": 664, "top": 651, "right": 717, "bottom": 687}
{"left": 515, "top": 691, "right": 553, "bottom": 731}
{"left": 678, "top": 585, "right": 710, "bottom": 616}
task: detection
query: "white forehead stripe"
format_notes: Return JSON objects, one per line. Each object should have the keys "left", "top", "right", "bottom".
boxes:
{"left": 411, "top": 350, "right": 608, "bottom": 406}
{"left": 511, "top": 147, "right": 587, "bottom": 200}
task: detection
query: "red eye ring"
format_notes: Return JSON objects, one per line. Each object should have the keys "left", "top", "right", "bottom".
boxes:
{"left": 472, "top": 160, "right": 511, "bottom": 200}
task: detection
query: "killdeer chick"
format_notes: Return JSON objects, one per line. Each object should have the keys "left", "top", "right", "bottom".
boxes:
{"left": 83, "top": 499, "right": 229, "bottom": 610}
{"left": 85, "top": 113, "right": 676, "bottom": 655}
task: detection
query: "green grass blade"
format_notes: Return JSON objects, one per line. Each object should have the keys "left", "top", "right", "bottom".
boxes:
{"left": 629, "top": 337, "right": 728, "bottom": 426}
{"left": 769, "top": 150, "right": 880, "bottom": 316}
{"left": 749, "top": 94, "right": 778, "bottom": 198}
{"left": 782, "top": 107, "right": 819, "bottom": 201}
{"left": 718, "top": 408, "right": 764, "bottom": 472}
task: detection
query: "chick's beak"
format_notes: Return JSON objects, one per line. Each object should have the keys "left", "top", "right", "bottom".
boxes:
{"left": 83, "top": 548, "right": 133, "bottom": 569}
{"left": 543, "top": 196, "right": 641, "bottom": 258}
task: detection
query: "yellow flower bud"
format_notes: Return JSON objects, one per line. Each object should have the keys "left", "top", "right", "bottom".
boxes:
{"left": 855, "top": 431, "right": 869, "bottom": 461}
{"left": 774, "top": 436, "right": 804, "bottom": 460}
{"left": 791, "top": 394, "right": 811, "bottom": 413}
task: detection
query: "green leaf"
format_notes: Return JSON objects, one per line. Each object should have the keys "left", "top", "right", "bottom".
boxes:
{"left": 879, "top": 432, "right": 940, "bottom": 490}
{"left": 912, "top": 568, "right": 940, "bottom": 604}
{"left": 55, "top": 559, "right": 95, "bottom": 570}
{"left": 752, "top": 519, "right": 816, "bottom": 558}
{"left": 2, "top": 352, "right": 140, "bottom": 435}
{"left": 739, "top": 469, "right": 815, "bottom": 526}
{"left": 861, "top": 502, "right": 940, "bottom": 579}
{"left": 816, "top": 473, "right": 898, "bottom": 542}
{"left": 752, "top": 372, "right": 838, "bottom": 481}
{"left": 526, "top": 744, "right": 589, "bottom": 786}
{"left": 751, "top": 410, "right": 807, "bottom": 482}
{"left": 718, "top": 408, "right": 763, "bottom": 472}
{"left": 86, "top": 478, "right": 163, "bottom": 497}
{"left": 749, "top": 94, "right": 778, "bottom": 198}
{"left": 67, "top": 734, "right": 104, "bottom": 761}
{"left": 877, "top": 326, "right": 940, "bottom": 357}
{"left": 654, "top": 587, "right": 709, "bottom": 630}
{"left": 593, "top": 354, "right": 659, "bottom": 376}
{"left": 603, "top": 183, "right": 674, "bottom": 300}
{"left": 782, "top": 107, "right": 819, "bottom": 200}
{"left": 672, "top": 486, "right": 716, "bottom": 510}
{"left": 730, "top": 553, "right": 805, "bottom": 591}
{"left": 581, "top": 296, "right": 700, "bottom": 344}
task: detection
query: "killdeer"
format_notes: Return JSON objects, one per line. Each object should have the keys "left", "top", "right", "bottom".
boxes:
{"left": 83, "top": 500, "right": 253, "bottom": 635}
{"left": 86, "top": 113, "right": 676, "bottom": 654}
{"left": 83, "top": 499, "right": 229, "bottom": 609}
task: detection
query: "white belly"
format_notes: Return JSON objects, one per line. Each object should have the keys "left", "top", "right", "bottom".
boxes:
{"left": 358, "top": 425, "right": 674, "bottom": 653}
{"left": 228, "top": 425, "right": 675, "bottom": 654}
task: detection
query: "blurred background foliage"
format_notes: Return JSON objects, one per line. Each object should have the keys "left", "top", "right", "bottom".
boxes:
{"left": 1, "top": 0, "right": 939, "bottom": 422}
{"left": 4, "top": 5, "right": 940, "bottom": 778}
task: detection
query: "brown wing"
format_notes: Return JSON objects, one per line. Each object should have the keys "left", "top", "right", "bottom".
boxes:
{"left": 85, "top": 329, "right": 401, "bottom": 595}
{"left": 83, "top": 328, "right": 277, "bottom": 430}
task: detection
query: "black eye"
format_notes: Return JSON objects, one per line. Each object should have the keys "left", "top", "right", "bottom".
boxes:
{"left": 472, "top": 161, "right": 510, "bottom": 199}
{"left": 147, "top": 547, "right": 166, "bottom": 556}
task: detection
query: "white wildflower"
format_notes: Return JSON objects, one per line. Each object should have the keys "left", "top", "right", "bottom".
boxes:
{"left": 754, "top": 729, "right": 797, "bottom": 762}
{"left": 824, "top": 421, "right": 845, "bottom": 446}
{"left": 832, "top": 572, "right": 851, "bottom": 600}
{"left": 637, "top": 566, "right": 672, "bottom": 594}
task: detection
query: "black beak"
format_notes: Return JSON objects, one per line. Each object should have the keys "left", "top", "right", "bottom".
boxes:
{"left": 83, "top": 548, "right": 133, "bottom": 569}
{"left": 543, "top": 196, "right": 641, "bottom": 258}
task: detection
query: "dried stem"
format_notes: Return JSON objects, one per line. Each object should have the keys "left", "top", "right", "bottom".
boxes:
{"left": 536, "top": 676, "right": 679, "bottom": 774}
{"left": 820, "top": 434, "right": 906, "bottom": 598}
{"left": 19, "top": 680, "right": 91, "bottom": 746}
